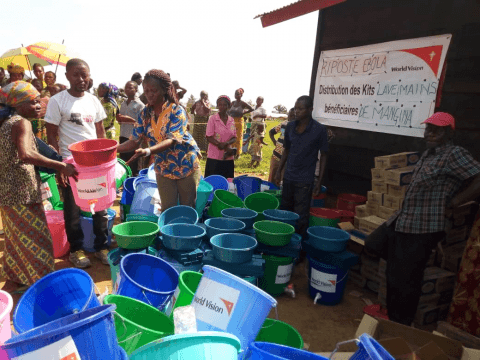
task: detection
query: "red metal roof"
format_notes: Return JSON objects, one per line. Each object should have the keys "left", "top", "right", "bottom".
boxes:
{"left": 255, "top": 0, "right": 346, "bottom": 28}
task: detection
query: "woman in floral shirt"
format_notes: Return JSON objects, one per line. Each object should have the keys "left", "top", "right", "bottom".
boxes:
{"left": 97, "top": 82, "right": 119, "bottom": 139}
{"left": 117, "top": 70, "right": 201, "bottom": 211}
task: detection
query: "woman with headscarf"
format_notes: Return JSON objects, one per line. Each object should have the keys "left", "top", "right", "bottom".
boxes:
{"left": 205, "top": 95, "right": 237, "bottom": 178}
{"left": 191, "top": 90, "right": 211, "bottom": 152}
{"left": 229, "top": 88, "right": 254, "bottom": 158}
{"left": 97, "top": 82, "right": 119, "bottom": 139}
{"left": 7, "top": 63, "right": 25, "bottom": 83}
{"left": 117, "top": 70, "right": 201, "bottom": 212}
{"left": 0, "top": 81, "right": 77, "bottom": 293}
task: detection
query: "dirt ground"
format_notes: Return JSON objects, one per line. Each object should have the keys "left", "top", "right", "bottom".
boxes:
{"left": 0, "top": 196, "right": 384, "bottom": 354}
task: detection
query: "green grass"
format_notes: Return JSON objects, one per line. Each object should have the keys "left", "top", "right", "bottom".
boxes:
{"left": 113, "top": 115, "right": 283, "bottom": 180}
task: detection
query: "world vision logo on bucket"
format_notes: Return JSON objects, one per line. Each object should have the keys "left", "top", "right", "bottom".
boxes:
{"left": 220, "top": 298, "right": 234, "bottom": 316}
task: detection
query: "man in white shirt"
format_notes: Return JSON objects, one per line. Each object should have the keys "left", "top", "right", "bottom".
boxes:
{"left": 117, "top": 81, "right": 145, "bottom": 175}
{"left": 45, "top": 58, "right": 109, "bottom": 269}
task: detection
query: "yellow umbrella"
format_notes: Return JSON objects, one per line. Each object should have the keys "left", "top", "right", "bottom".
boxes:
{"left": 26, "top": 41, "right": 79, "bottom": 67}
{"left": 0, "top": 47, "right": 50, "bottom": 72}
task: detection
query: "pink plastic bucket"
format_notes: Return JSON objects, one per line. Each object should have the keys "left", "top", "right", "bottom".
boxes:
{"left": 0, "top": 290, "right": 13, "bottom": 345}
{"left": 65, "top": 157, "right": 117, "bottom": 214}
{"left": 45, "top": 210, "right": 70, "bottom": 258}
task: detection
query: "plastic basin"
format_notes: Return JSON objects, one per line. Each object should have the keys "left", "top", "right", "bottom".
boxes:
{"left": 245, "top": 193, "right": 279, "bottom": 221}
{"left": 115, "top": 158, "right": 132, "bottom": 189}
{"left": 309, "top": 208, "right": 342, "bottom": 227}
{"left": 210, "top": 233, "right": 257, "bottom": 264}
{"left": 253, "top": 220, "right": 295, "bottom": 247}
{"left": 204, "top": 175, "right": 229, "bottom": 202}
{"left": 204, "top": 218, "right": 246, "bottom": 239}
{"left": 255, "top": 318, "right": 304, "bottom": 349}
{"left": 158, "top": 205, "right": 198, "bottom": 228}
{"left": 208, "top": 190, "right": 244, "bottom": 218}
{"left": 68, "top": 138, "right": 118, "bottom": 166}
{"left": 112, "top": 221, "right": 159, "bottom": 249}
{"left": 221, "top": 208, "right": 258, "bottom": 230}
{"left": 127, "top": 213, "right": 159, "bottom": 223}
{"left": 307, "top": 226, "right": 350, "bottom": 252}
{"left": 337, "top": 193, "right": 367, "bottom": 212}
{"left": 160, "top": 224, "right": 206, "bottom": 251}
{"left": 263, "top": 209, "right": 299, "bottom": 227}
{"left": 196, "top": 180, "right": 214, "bottom": 217}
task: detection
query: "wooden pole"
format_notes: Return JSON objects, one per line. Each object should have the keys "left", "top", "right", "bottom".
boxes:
{"left": 54, "top": 39, "right": 65, "bottom": 75}
{"left": 21, "top": 44, "right": 33, "bottom": 79}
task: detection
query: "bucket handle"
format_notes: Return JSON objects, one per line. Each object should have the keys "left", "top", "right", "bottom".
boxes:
{"left": 113, "top": 310, "right": 129, "bottom": 339}
{"left": 329, "top": 339, "right": 359, "bottom": 360}
{"left": 305, "top": 260, "right": 349, "bottom": 285}
{"left": 260, "top": 306, "right": 280, "bottom": 330}
{"left": 75, "top": 282, "right": 101, "bottom": 314}
{"left": 142, "top": 289, "right": 154, "bottom": 307}
{"left": 118, "top": 331, "right": 143, "bottom": 345}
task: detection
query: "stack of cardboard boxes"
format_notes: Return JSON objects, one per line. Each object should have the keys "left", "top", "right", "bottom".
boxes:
{"left": 354, "top": 152, "right": 420, "bottom": 233}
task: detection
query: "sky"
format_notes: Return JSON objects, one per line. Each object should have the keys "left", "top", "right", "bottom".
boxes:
{"left": 2, "top": 0, "right": 318, "bottom": 114}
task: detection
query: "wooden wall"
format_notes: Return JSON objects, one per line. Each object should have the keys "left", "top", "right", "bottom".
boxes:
{"left": 310, "top": 0, "right": 480, "bottom": 195}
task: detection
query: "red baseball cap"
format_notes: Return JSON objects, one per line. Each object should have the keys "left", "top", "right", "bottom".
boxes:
{"left": 422, "top": 112, "right": 455, "bottom": 130}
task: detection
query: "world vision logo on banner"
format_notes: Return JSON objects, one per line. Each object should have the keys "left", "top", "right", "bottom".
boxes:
{"left": 220, "top": 298, "right": 234, "bottom": 316}
{"left": 99, "top": 182, "right": 107, "bottom": 188}
{"left": 329, "top": 280, "right": 336, "bottom": 286}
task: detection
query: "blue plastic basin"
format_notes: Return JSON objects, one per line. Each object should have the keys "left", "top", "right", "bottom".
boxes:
{"left": 210, "top": 233, "right": 257, "bottom": 264}
{"left": 263, "top": 209, "right": 300, "bottom": 227}
{"left": 204, "top": 217, "right": 246, "bottom": 239}
{"left": 221, "top": 208, "right": 258, "bottom": 230}
{"left": 158, "top": 205, "right": 198, "bottom": 228}
{"left": 160, "top": 224, "right": 206, "bottom": 251}
{"left": 307, "top": 226, "right": 350, "bottom": 253}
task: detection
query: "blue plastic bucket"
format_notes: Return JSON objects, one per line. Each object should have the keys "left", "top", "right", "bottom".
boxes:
{"left": 147, "top": 164, "right": 156, "bottom": 180}
{"left": 205, "top": 175, "right": 229, "bottom": 202}
{"left": 13, "top": 269, "right": 100, "bottom": 334}
{"left": 263, "top": 209, "right": 299, "bottom": 227}
{"left": 307, "top": 255, "right": 350, "bottom": 305}
{"left": 158, "top": 205, "right": 199, "bottom": 228}
{"left": 131, "top": 178, "right": 159, "bottom": 216}
{"left": 129, "top": 332, "right": 241, "bottom": 360}
{"left": 120, "top": 177, "right": 136, "bottom": 205}
{"left": 197, "top": 180, "right": 214, "bottom": 217}
{"left": 138, "top": 168, "right": 149, "bottom": 177}
{"left": 350, "top": 333, "right": 395, "bottom": 360}
{"left": 247, "top": 342, "right": 328, "bottom": 360}
{"left": 193, "top": 265, "right": 277, "bottom": 357}
{"left": 6, "top": 305, "right": 123, "bottom": 359}
{"left": 234, "top": 176, "right": 262, "bottom": 200}
{"left": 260, "top": 181, "right": 280, "bottom": 192}
{"left": 117, "top": 253, "right": 179, "bottom": 310}
{"left": 221, "top": 208, "right": 258, "bottom": 230}
{"left": 81, "top": 208, "right": 117, "bottom": 253}
{"left": 210, "top": 233, "right": 257, "bottom": 264}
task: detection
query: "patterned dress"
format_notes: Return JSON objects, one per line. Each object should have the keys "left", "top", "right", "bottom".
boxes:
{"left": 0, "top": 115, "right": 55, "bottom": 286}
{"left": 102, "top": 101, "right": 117, "bottom": 140}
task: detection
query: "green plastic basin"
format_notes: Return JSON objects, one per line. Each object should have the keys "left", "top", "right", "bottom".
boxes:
{"left": 112, "top": 221, "right": 159, "bottom": 249}
{"left": 253, "top": 220, "right": 295, "bottom": 247}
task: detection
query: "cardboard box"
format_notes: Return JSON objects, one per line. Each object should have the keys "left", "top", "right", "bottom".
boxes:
{"left": 354, "top": 216, "right": 360, "bottom": 229}
{"left": 372, "top": 180, "right": 388, "bottom": 194}
{"left": 378, "top": 205, "right": 396, "bottom": 220}
{"left": 366, "top": 201, "right": 379, "bottom": 216}
{"left": 359, "top": 216, "right": 384, "bottom": 234}
{"left": 388, "top": 184, "right": 408, "bottom": 198}
{"left": 367, "top": 191, "right": 384, "bottom": 206}
{"left": 384, "top": 166, "right": 415, "bottom": 186}
{"left": 355, "top": 204, "right": 369, "bottom": 218}
{"left": 383, "top": 194, "right": 404, "bottom": 210}
{"left": 439, "top": 241, "right": 467, "bottom": 273}
{"left": 422, "top": 267, "right": 456, "bottom": 295}
{"left": 415, "top": 304, "right": 450, "bottom": 326}
{"left": 436, "top": 321, "right": 480, "bottom": 350}
{"left": 349, "top": 269, "right": 367, "bottom": 288}
{"left": 374, "top": 152, "right": 421, "bottom": 169}
{"left": 371, "top": 168, "right": 385, "bottom": 181}
{"left": 355, "top": 314, "right": 480, "bottom": 360}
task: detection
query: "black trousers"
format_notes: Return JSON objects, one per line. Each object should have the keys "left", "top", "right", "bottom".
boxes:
{"left": 204, "top": 158, "right": 235, "bottom": 179}
{"left": 62, "top": 185, "right": 109, "bottom": 253}
{"left": 366, "top": 222, "right": 444, "bottom": 325}
{"left": 280, "top": 179, "right": 313, "bottom": 237}
{"left": 119, "top": 136, "right": 139, "bottom": 176}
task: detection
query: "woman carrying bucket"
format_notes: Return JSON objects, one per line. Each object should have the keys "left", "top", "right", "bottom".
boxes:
{"left": 0, "top": 81, "right": 78, "bottom": 293}
{"left": 117, "top": 70, "right": 201, "bottom": 211}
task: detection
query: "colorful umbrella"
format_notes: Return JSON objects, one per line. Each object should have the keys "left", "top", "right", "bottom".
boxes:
{"left": 0, "top": 47, "right": 50, "bottom": 72}
{"left": 26, "top": 41, "right": 79, "bottom": 67}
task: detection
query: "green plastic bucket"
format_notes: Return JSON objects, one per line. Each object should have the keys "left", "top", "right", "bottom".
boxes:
{"left": 245, "top": 193, "right": 279, "bottom": 221}
{"left": 120, "top": 203, "right": 131, "bottom": 222}
{"left": 39, "top": 172, "right": 61, "bottom": 207}
{"left": 256, "top": 318, "right": 304, "bottom": 349}
{"left": 309, "top": 208, "right": 342, "bottom": 227}
{"left": 115, "top": 158, "right": 132, "bottom": 189}
{"left": 103, "top": 294, "right": 174, "bottom": 355}
{"left": 52, "top": 202, "right": 64, "bottom": 211}
{"left": 258, "top": 255, "right": 294, "bottom": 296}
{"left": 208, "top": 190, "right": 244, "bottom": 218}
{"left": 165, "top": 271, "right": 202, "bottom": 319}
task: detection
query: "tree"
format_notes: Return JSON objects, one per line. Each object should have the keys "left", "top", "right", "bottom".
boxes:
{"left": 186, "top": 94, "right": 196, "bottom": 111}
{"left": 273, "top": 104, "right": 288, "bottom": 114}
{"left": 247, "top": 99, "right": 255, "bottom": 109}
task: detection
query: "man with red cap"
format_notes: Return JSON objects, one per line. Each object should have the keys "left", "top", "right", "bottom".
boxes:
{"left": 366, "top": 112, "right": 480, "bottom": 326}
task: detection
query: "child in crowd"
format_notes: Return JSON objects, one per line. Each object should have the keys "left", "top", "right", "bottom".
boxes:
{"left": 245, "top": 122, "right": 268, "bottom": 168}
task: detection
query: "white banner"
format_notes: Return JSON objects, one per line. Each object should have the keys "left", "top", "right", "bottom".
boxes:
{"left": 313, "top": 35, "right": 452, "bottom": 137}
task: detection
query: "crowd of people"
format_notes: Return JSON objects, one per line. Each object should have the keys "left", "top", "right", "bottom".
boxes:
{"left": 1, "top": 57, "right": 480, "bottom": 331}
